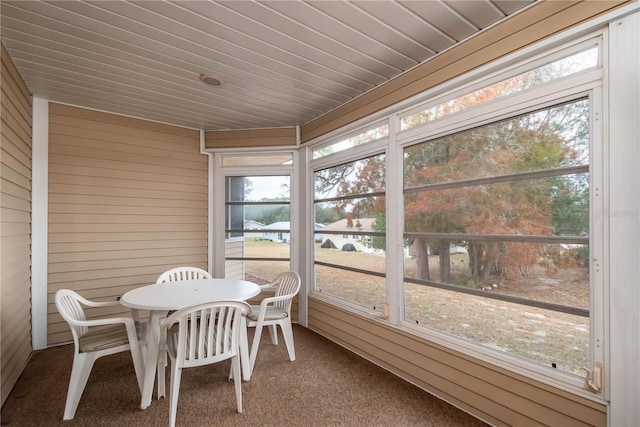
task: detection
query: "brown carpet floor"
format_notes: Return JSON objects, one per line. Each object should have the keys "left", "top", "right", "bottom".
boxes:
{"left": 1, "top": 325, "right": 488, "bottom": 427}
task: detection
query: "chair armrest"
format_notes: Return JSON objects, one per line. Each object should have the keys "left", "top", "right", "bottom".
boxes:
{"left": 258, "top": 293, "right": 296, "bottom": 308}
{"left": 77, "top": 295, "right": 121, "bottom": 309}
{"left": 251, "top": 294, "right": 298, "bottom": 324}
{"left": 66, "top": 316, "right": 136, "bottom": 329}
{"left": 73, "top": 316, "right": 142, "bottom": 345}
{"left": 259, "top": 283, "right": 278, "bottom": 292}
{"left": 77, "top": 297, "right": 144, "bottom": 326}
{"left": 78, "top": 295, "right": 142, "bottom": 323}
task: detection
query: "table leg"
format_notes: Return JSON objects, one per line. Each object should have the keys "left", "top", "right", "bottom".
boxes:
{"left": 140, "top": 311, "right": 163, "bottom": 409}
{"left": 240, "top": 317, "right": 252, "bottom": 381}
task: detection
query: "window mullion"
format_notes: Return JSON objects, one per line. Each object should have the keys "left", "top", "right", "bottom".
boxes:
{"left": 386, "top": 115, "right": 403, "bottom": 325}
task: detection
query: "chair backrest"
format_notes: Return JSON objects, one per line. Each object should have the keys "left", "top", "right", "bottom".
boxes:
{"left": 156, "top": 266, "right": 212, "bottom": 284}
{"left": 55, "top": 289, "right": 88, "bottom": 340}
{"left": 272, "top": 271, "right": 301, "bottom": 314}
{"left": 162, "top": 300, "right": 251, "bottom": 369}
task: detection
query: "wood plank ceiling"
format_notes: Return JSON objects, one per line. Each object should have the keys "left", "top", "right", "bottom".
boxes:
{"left": 0, "top": 0, "right": 534, "bottom": 131}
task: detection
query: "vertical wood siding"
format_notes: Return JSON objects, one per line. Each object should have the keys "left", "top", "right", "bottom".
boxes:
{"left": 1, "top": 43, "right": 33, "bottom": 405}
{"left": 47, "top": 104, "right": 206, "bottom": 345}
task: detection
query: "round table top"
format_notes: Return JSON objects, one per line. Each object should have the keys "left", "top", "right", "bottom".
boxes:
{"left": 120, "top": 278, "right": 261, "bottom": 311}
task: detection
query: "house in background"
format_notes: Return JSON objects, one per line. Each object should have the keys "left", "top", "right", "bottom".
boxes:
{"left": 1, "top": 2, "right": 639, "bottom": 426}
{"left": 262, "top": 221, "right": 291, "bottom": 244}
{"left": 262, "top": 222, "right": 324, "bottom": 244}
{"left": 320, "top": 218, "right": 379, "bottom": 253}
{"left": 243, "top": 220, "right": 266, "bottom": 238}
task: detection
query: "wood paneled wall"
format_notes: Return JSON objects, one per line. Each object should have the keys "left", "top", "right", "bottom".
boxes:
{"left": 205, "top": 127, "right": 296, "bottom": 149}
{"left": 46, "top": 104, "right": 207, "bottom": 345}
{"left": 1, "top": 43, "right": 33, "bottom": 405}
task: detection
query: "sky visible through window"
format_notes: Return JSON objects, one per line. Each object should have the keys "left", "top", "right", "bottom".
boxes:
{"left": 244, "top": 176, "right": 290, "bottom": 201}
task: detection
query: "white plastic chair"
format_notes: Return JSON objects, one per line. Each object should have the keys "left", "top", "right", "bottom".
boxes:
{"left": 130, "top": 265, "right": 211, "bottom": 327}
{"left": 55, "top": 289, "right": 145, "bottom": 420}
{"left": 247, "top": 271, "right": 301, "bottom": 373}
{"left": 156, "top": 266, "right": 212, "bottom": 283}
{"left": 159, "top": 300, "right": 251, "bottom": 427}
{"left": 155, "top": 266, "right": 212, "bottom": 397}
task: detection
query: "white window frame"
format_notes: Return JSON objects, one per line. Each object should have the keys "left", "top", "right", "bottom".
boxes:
{"left": 397, "top": 89, "right": 603, "bottom": 392}
{"left": 309, "top": 139, "right": 388, "bottom": 316}
{"left": 211, "top": 150, "right": 298, "bottom": 279}
{"left": 305, "top": 31, "right": 608, "bottom": 397}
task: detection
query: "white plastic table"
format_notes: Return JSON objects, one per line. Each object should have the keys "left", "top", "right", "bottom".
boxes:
{"left": 120, "top": 278, "right": 261, "bottom": 409}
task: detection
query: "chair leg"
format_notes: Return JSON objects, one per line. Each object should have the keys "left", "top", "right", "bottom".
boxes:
{"left": 129, "top": 340, "right": 146, "bottom": 395}
{"left": 168, "top": 364, "right": 182, "bottom": 427}
{"left": 157, "top": 351, "right": 167, "bottom": 399}
{"left": 267, "top": 325, "right": 278, "bottom": 345}
{"left": 63, "top": 352, "right": 98, "bottom": 420}
{"left": 249, "top": 323, "right": 264, "bottom": 374}
{"left": 231, "top": 355, "right": 243, "bottom": 413}
{"left": 279, "top": 320, "right": 296, "bottom": 361}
